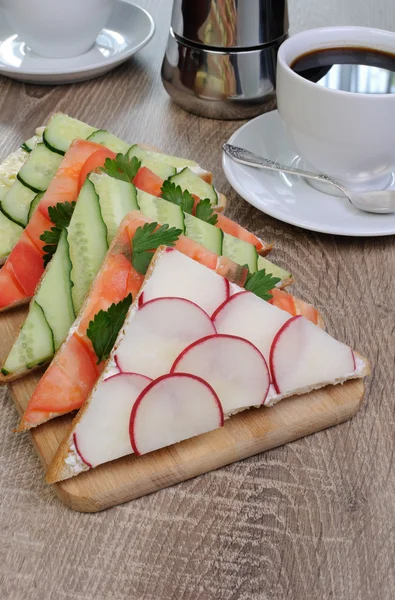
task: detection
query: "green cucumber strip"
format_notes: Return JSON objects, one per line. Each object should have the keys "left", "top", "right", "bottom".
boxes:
{"left": 43, "top": 113, "right": 97, "bottom": 155}
{"left": 0, "top": 147, "right": 29, "bottom": 203}
{"left": 222, "top": 233, "right": 258, "bottom": 273}
{"left": 1, "top": 179, "right": 37, "bottom": 227}
{"left": 2, "top": 301, "right": 54, "bottom": 375}
{"left": 137, "top": 190, "right": 185, "bottom": 232}
{"left": 257, "top": 256, "right": 292, "bottom": 281}
{"left": 67, "top": 179, "right": 108, "bottom": 314}
{"left": 128, "top": 145, "right": 176, "bottom": 180}
{"left": 21, "top": 133, "right": 43, "bottom": 153}
{"left": 17, "top": 143, "right": 63, "bottom": 193}
{"left": 27, "top": 192, "right": 44, "bottom": 222}
{"left": 136, "top": 147, "right": 199, "bottom": 169}
{"left": 90, "top": 172, "right": 138, "bottom": 245}
{"left": 169, "top": 168, "right": 217, "bottom": 205}
{"left": 34, "top": 230, "right": 75, "bottom": 351}
{"left": 87, "top": 130, "right": 130, "bottom": 154}
{"left": 184, "top": 212, "right": 222, "bottom": 254}
{"left": 0, "top": 209, "right": 23, "bottom": 260}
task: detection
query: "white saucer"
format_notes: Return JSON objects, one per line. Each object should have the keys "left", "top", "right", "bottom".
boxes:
{"left": 222, "top": 110, "right": 395, "bottom": 237}
{"left": 0, "top": 1, "right": 155, "bottom": 85}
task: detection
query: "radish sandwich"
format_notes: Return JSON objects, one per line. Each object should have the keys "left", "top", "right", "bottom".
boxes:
{"left": 46, "top": 247, "right": 369, "bottom": 483}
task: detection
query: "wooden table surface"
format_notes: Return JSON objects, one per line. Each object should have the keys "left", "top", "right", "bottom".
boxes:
{"left": 0, "top": 2, "right": 394, "bottom": 599}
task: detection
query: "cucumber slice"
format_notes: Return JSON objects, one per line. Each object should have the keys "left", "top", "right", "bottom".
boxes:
{"left": 1, "top": 179, "right": 37, "bottom": 226}
{"left": 87, "top": 130, "right": 130, "bottom": 154}
{"left": 43, "top": 113, "right": 97, "bottom": 155}
{"left": 128, "top": 145, "right": 176, "bottom": 180}
{"left": 90, "top": 172, "right": 138, "bottom": 245}
{"left": 1, "top": 301, "right": 54, "bottom": 375}
{"left": 0, "top": 147, "right": 29, "bottom": 203}
{"left": 136, "top": 147, "right": 198, "bottom": 169}
{"left": 67, "top": 179, "right": 108, "bottom": 314}
{"left": 222, "top": 233, "right": 258, "bottom": 273}
{"left": 184, "top": 212, "right": 223, "bottom": 254}
{"left": 21, "top": 133, "right": 43, "bottom": 153}
{"left": 35, "top": 230, "right": 75, "bottom": 350}
{"left": 137, "top": 190, "right": 185, "bottom": 232}
{"left": 17, "top": 143, "right": 63, "bottom": 193}
{"left": 169, "top": 168, "right": 217, "bottom": 205}
{"left": 0, "top": 208, "right": 23, "bottom": 260}
{"left": 27, "top": 192, "right": 44, "bottom": 222}
{"left": 257, "top": 256, "right": 292, "bottom": 281}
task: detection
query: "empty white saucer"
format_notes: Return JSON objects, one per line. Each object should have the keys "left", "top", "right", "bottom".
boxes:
{"left": 0, "top": 0, "right": 155, "bottom": 84}
{"left": 222, "top": 110, "right": 395, "bottom": 237}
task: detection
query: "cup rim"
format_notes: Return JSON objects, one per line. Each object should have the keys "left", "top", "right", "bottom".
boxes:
{"left": 277, "top": 25, "right": 395, "bottom": 98}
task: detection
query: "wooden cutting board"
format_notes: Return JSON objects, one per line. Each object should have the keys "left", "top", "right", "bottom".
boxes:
{"left": 0, "top": 305, "right": 365, "bottom": 513}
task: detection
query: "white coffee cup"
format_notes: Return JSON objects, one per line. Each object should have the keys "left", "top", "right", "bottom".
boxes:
{"left": 2, "top": 0, "right": 116, "bottom": 59}
{"left": 276, "top": 27, "right": 395, "bottom": 192}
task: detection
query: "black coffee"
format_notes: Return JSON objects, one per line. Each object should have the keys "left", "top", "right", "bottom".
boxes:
{"left": 291, "top": 47, "right": 395, "bottom": 94}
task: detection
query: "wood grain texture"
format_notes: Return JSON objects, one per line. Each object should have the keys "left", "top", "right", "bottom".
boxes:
{"left": 289, "top": 0, "right": 395, "bottom": 33}
{"left": 0, "top": 1, "right": 393, "bottom": 599}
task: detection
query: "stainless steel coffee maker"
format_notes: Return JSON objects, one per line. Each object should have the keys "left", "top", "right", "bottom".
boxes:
{"left": 161, "top": 0, "right": 289, "bottom": 120}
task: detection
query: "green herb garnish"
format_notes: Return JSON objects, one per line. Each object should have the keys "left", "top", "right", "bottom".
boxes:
{"left": 244, "top": 268, "right": 281, "bottom": 301}
{"left": 101, "top": 153, "right": 141, "bottom": 182}
{"left": 40, "top": 201, "right": 76, "bottom": 267}
{"left": 87, "top": 294, "right": 133, "bottom": 364}
{"left": 160, "top": 181, "right": 194, "bottom": 214}
{"left": 195, "top": 198, "right": 218, "bottom": 225}
{"left": 132, "top": 221, "right": 182, "bottom": 275}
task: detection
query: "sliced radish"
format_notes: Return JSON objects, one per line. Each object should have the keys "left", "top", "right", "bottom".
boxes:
{"left": 74, "top": 373, "right": 152, "bottom": 467}
{"left": 212, "top": 291, "right": 290, "bottom": 362}
{"left": 115, "top": 297, "right": 216, "bottom": 379}
{"left": 171, "top": 334, "right": 270, "bottom": 414}
{"left": 141, "top": 248, "right": 228, "bottom": 315}
{"left": 270, "top": 315, "right": 356, "bottom": 395}
{"left": 130, "top": 373, "right": 224, "bottom": 456}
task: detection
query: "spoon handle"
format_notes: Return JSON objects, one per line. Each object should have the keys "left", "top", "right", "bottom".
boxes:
{"left": 223, "top": 143, "right": 341, "bottom": 188}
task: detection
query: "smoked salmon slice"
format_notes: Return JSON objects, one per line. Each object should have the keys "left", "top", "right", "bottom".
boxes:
{"left": 133, "top": 167, "right": 164, "bottom": 197}
{"left": 19, "top": 211, "right": 321, "bottom": 431}
{"left": 214, "top": 213, "right": 272, "bottom": 256}
{"left": 0, "top": 141, "right": 115, "bottom": 312}
{"left": 269, "top": 288, "right": 321, "bottom": 326}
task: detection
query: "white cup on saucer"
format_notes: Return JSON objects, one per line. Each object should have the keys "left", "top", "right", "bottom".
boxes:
{"left": 2, "top": 0, "right": 116, "bottom": 59}
{"left": 276, "top": 26, "right": 395, "bottom": 192}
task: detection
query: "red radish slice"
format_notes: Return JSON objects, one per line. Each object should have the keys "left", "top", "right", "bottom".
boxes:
{"left": 270, "top": 315, "right": 356, "bottom": 395}
{"left": 171, "top": 334, "right": 270, "bottom": 414}
{"left": 212, "top": 291, "right": 289, "bottom": 362}
{"left": 74, "top": 373, "right": 152, "bottom": 467}
{"left": 141, "top": 248, "right": 229, "bottom": 315}
{"left": 130, "top": 373, "right": 224, "bottom": 456}
{"left": 115, "top": 297, "right": 216, "bottom": 379}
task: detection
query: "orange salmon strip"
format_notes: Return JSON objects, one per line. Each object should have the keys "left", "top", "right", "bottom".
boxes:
{"left": 269, "top": 288, "right": 320, "bottom": 326}
{"left": 20, "top": 211, "right": 320, "bottom": 431}
{"left": 214, "top": 213, "right": 272, "bottom": 256}
{"left": 0, "top": 141, "right": 115, "bottom": 312}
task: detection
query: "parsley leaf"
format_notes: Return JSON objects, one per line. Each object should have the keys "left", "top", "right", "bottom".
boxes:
{"left": 195, "top": 198, "right": 218, "bottom": 225}
{"left": 132, "top": 222, "right": 182, "bottom": 275}
{"left": 47, "top": 201, "right": 75, "bottom": 228}
{"left": 87, "top": 294, "right": 133, "bottom": 364}
{"left": 40, "top": 201, "right": 76, "bottom": 267}
{"left": 160, "top": 181, "right": 194, "bottom": 214}
{"left": 101, "top": 153, "right": 141, "bottom": 182}
{"left": 244, "top": 268, "right": 281, "bottom": 301}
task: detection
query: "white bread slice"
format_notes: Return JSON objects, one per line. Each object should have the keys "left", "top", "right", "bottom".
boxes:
{"left": 45, "top": 248, "right": 368, "bottom": 484}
